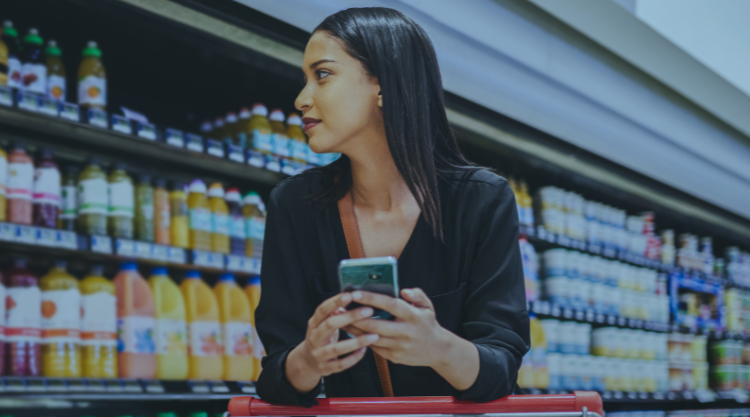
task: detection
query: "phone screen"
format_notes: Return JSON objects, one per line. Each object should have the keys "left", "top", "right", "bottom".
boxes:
{"left": 338, "top": 257, "right": 398, "bottom": 320}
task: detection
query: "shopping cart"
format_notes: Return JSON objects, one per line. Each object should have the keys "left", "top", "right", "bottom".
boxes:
{"left": 228, "top": 391, "right": 603, "bottom": 417}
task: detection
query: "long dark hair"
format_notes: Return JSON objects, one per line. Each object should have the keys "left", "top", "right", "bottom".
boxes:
{"left": 311, "top": 7, "right": 477, "bottom": 240}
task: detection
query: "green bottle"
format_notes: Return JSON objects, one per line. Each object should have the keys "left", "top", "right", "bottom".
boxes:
{"left": 107, "top": 163, "right": 134, "bottom": 239}
{"left": 77, "top": 157, "right": 108, "bottom": 236}
{"left": 135, "top": 174, "right": 154, "bottom": 242}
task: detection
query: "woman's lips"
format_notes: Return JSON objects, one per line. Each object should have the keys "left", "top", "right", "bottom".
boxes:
{"left": 302, "top": 117, "right": 321, "bottom": 132}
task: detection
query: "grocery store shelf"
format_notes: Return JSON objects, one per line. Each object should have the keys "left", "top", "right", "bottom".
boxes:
{"left": 529, "top": 300, "right": 670, "bottom": 333}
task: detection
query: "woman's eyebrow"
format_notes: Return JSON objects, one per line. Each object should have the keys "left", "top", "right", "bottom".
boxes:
{"left": 309, "top": 58, "right": 336, "bottom": 69}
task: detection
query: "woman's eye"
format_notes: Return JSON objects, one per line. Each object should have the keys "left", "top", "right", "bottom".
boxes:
{"left": 316, "top": 70, "right": 330, "bottom": 80}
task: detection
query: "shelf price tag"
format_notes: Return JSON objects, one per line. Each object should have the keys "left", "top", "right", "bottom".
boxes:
{"left": 243, "top": 257, "right": 262, "bottom": 274}
{"left": 226, "top": 254, "right": 243, "bottom": 271}
{"left": 206, "top": 139, "right": 225, "bottom": 158}
{"left": 17, "top": 91, "right": 40, "bottom": 112}
{"left": 165, "top": 128, "right": 185, "bottom": 148}
{"left": 58, "top": 231, "right": 78, "bottom": 249}
{"left": 0, "top": 86, "right": 13, "bottom": 106}
{"left": 152, "top": 244, "right": 168, "bottom": 262}
{"left": 38, "top": 97, "right": 60, "bottom": 116}
{"left": 167, "top": 246, "right": 187, "bottom": 264}
{"left": 82, "top": 378, "right": 105, "bottom": 392}
{"left": 143, "top": 379, "right": 164, "bottom": 393}
{"left": 247, "top": 150, "right": 266, "bottom": 168}
{"left": 112, "top": 115, "right": 133, "bottom": 134}
{"left": 60, "top": 103, "right": 80, "bottom": 122}
{"left": 134, "top": 241, "right": 153, "bottom": 259}
{"left": 116, "top": 239, "right": 136, "bottom": 257}
{"left": 26, "top": 378, "right": 47, "bottom": 392}
{"left": 237, "top": 381, "right": 256, "bottom": 394}
{"left": 281, "top": 159, "right": 296, "bottom": 176}
{"left": 46, "top": 378, "right": 68, "bottom": 392}
{"left": 228, "top": 144, "right": 245, "bottom": 163}
{"left": 15, "top": 225, "right": 36, "bottom": 244}
{"left": 91, "top": 235, "right": 113, "bottom": 254}
{"left": 137, "top": 122, "right": 157, "bottom": 140}
{"left": 192, "top": 250, "right": 224, "bottom": 269}
{"left": 189, "top": 380, "right": 210, "bottom": 393}
{"left": 35, "top": 227, "right": 58, "bottom": 247}
{"left": 265, "top": 155, "right": 282, "bottom": 172}
{"left": 122, "top": 379, "right": 143, "bottom": 393}
{"left": 67, "top": 379, "right": 87, "bottom": 392}
{"left": 0, "top": 222, "right": 15, "bottom": 241}
{"left": 209, "top": 380, "right": 230, "bottom": 393}
{"left": 186, "top": 134, "right": 204, "bottom": 152}
{"left": 105, "top": 379, "right": 125, "bottom": 392}
{"left": 87, "top": 109, "right": 109, "bottom": 128}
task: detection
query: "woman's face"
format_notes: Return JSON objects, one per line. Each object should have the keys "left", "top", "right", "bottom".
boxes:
{"left": 296, "top": 31, "right": 383, "bottom": 155}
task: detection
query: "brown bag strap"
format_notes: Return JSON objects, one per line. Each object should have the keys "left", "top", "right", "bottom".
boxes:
{"left": 338, "top": 191, "right": 394, "bottom": 397}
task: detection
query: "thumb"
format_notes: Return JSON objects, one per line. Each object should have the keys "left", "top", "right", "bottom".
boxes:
{"left": 401, "top": 288, "right": 433, "bottom": 310}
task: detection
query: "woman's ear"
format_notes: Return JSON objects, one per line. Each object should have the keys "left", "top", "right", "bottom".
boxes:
{"left": 378, "top": 90, "right": 383, "bottom": 108}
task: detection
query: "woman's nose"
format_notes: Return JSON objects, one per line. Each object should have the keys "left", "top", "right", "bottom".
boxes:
{"left": 295, "top": 83, "right": 313, "bottom": 112}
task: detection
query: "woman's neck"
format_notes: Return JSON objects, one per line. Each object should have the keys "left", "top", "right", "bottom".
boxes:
{"left": 347, "top": 143, "right": 412, "bottom": 212}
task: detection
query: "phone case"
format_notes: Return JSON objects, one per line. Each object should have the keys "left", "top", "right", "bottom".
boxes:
{"left": 338, "top": 256, "right": 398, "bottom": 320}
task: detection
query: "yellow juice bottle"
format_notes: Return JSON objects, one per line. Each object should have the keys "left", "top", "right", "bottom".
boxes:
{"left": 244, "top": 276, "right": 262, "bottom": 381}
{"left": 0, "top": 144, "right": 7, "bottom": 221}
{"left": 519, "top": 179, "right": 535, "bottom": 228}
{"left": 170, "top": 181, "right": 189, "bottom": 248}
{"left": 208, "top": 183, "right": 229, "bottom": 254}
{"left": 248, "top": 104, "right": 272, "bottom": 155}
{"left": 243, "top": 192, "right": 265, "bottom": 259}
{"left": 149, "top": 267, "right": 188, "bottom": 380}
{"left": 40, "top": 260, "right": 82, "bottom": 377}
{"left": 80, "top": 264, "right": 117, "bottom": 378}
{"left": 215, "top": 273, "right": 253, "bottom": 381}
{"left": 181, "top": 271, "right": 223, "bottom": 380}
{"left": 187, "top": 179, "right": 211, "bottom": 251}
{"left": 286, "top": 113, "right": 308, "bottom": 164}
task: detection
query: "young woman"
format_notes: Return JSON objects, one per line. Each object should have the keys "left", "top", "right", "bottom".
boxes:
{"left": 255, "top": 7, "right": 529, "bottom": 405}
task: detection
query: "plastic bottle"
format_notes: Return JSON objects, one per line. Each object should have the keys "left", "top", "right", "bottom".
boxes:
{"left": 208, "top": 183, "right": 229, "bottom": 254}
{"left": 226, "top": 188, "right": 246, "bottom": 256}
{"left": 187, "top": 179, "right": 211, "bottom": 251}
{"left": 170, "top": 181, "right": 188, "bottom": 248}
{"left": 0, "top": 268, "right": 5, "bottom": 375}
{"left": 2, "top": 21, "right": 23, "bottom": 90}
{"left": 32, "top": 148, "right": 61, "bottom": 229}
{"left": 4, "top": 258, "right": 41, "bottom": 376}
{"left": 215, "top": 273, "right": 254, "bottom": 380}
{"left": 114, "top": 262, "right": 156, "bottom": 379}
{"left": 212, "top": 117, "right": 226, "bottom": 141}
{"left": 287, "top": 113, "right": 308, "bottom": 164}
{"left": 40, "top": 260, "right": 81, "bottom": 378}
{"left": 244, "top": 276, "right": 262, "bottom": 381}
{"left": 59, "top": 166, "right": 79, "bottom": 231}
{"left": 0, "top": 144, "right": 7, "bottom": 222}
{"left": 235, "top": 107, "right": 251, "bottom": 149}
{"left": 80, "top": 264, "right": 117, "bottom": 378}
{"left": 519, "top": 179, "right": 535, "bottom": 229}
{"left": 7, "top": 143, "right": 34, "bottom": 225}
{"left": 135, "top": 174, "right": 155, "bottom": 242}
{"left": 181, "top": 271, "right": 223, "bottom": 380}
{"left": 0, "top": 31, "right": 7, "bottom": 86}
{"left": 149, "top": 267, "right": 188, "bottom": 380}
{"left": 77, "top": 157, "right": 108, "bottom": 236}
{"left": 243, "top": 192, "right": 266, "bottom": 259}
{"left": 223, "top": 112, "right": 238, "bottom": 147}
{"left": 78, "top": 41, "right": 106, "bottom": 110}
{"left": 249, "top": 104, "right": 272, "bottom": 155}
{"left": 21, "top": 28, "right": 46, "bottom": 94}
{"left": 200, "top": 120, "right": 213, "bottom": 139}
{"left": 269, "top": 109, "right": 289, "bottom": 158}
{"left": 154, "top": 178, "right": 171, "bottom": 246}
{"left": 107, "top": 163, "right": 134, "bottom": 239}
{"left": 45, "top": 40, "right": 65, "bottom": 101}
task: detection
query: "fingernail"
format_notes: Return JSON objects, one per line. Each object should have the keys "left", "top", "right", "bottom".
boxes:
{"left": 361, "top": 307, "right": 373, "bottom": 317}
{"left": 367, "top": 334, "right": 379, "bottom": 342}
{"left": 342, "top": 293, "right": 351, "bottom": 302}
{"left": 403, "top": 289, "right": 413, "bottom": 297}
{"left": 353, "top": 291, "right": 363, "bottom": 300}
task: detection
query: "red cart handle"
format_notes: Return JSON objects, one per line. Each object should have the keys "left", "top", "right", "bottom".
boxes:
{"left": 228, "top": 391, "right": 603, "bottom": 417}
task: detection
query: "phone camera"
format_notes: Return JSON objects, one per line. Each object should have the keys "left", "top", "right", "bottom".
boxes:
{"left": 368, "top": 272, "right": 382, "bottom": 281}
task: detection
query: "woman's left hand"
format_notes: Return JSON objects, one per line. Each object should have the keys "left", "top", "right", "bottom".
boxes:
{"left": 342, "top": 288, "right": 452, "bottom": 368}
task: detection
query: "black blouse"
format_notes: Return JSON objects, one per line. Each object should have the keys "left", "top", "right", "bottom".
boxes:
{"left": 255, "top": 168, "right": 530, "bottom": 406}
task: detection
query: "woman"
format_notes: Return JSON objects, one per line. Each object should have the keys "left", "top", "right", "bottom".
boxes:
{"left": 256, "top": 7, "right": 529, "bottom": 405}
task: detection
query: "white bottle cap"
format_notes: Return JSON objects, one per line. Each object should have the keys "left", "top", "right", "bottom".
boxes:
{"left": 287, "top": 113, "right": 302, "bottom": 126}
{"left": 200, "top": 120, "right": 213, "bottom": 132}
{"left": 28, "top": 28, "right": 39, "bottom": 36}
{"left": 87, "top": 41, "right": 98, "bottom": 48}
{"left": 225, "top": 189, "right": 241, "bottom": 202}
{"left": 239, "top": 107, "right": 251, "bottom": 119}
{"left": 208, "top": 183, "right": 225, "bottom": 198}
{"left": 269, "top": 109, "right": 285, "bottom": 122}
{"left": 225, "top": 112, "right": 238, "bottom": 123}
{"left": 252, "top": 103, "right": 268, "bottom": 117}
{"left": 214, "top": 117, "right": 225, "bottom": 128}
{"left": 189, "top": 179, "right": 207, "bottom": 194}
{"left": 243, "top": 193, "right": 262, "bottom": 205}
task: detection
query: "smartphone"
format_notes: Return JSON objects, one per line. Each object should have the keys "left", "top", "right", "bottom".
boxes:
{"left": 338, "top": 256, "right": 399, "bottom": 320}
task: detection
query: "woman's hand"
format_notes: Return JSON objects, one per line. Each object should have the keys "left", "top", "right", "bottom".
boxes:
{"left": 285, "top": 292, "right": 380, "bottom": 394}
{"left": 344, "top": 288, "right": 480, "bottom": 391}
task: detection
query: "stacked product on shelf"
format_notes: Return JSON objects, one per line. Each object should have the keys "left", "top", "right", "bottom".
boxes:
{"left": 1, "top": 259, "right": 263, "bottom": 380}
{"left": 666, "top": 333, "right": 709, "bottom": 392}
{"left": 727, "top": 247, "right": 750, "bottom": 288}
{"left": 709, "top": 339, "right": 750, "bottom": 392}
{"left": 509, "top": 176, "right": 535, "bottom": 231}
{"left": 725, "top": 288, "right": 750, "bottom": 334}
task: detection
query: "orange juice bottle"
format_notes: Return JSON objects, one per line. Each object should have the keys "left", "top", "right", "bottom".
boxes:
{"left": 181, "top": 271, "right": 223, "bottom": 380}
{"left": 80, "top": 264, "right": 117, "bottom": 378}
{"left": 0, "top": 144, "right": 7, "bottom": 221}
{"left": 114, "top": 262, "right": 156, "bottom": 379}
{"left": 208, "top": 183, "right": 229, "bottom": 254}
{"left": 149, "top": 267, "right": 188, "bottom": 380}
{"left": 243, "top": 192, "right": 266, "bottom": 259}
{"left": 214, "top": 273, "right": 253, "bottom": 381}
{"left": 170, "top": 181, "right": 188, "bottom": 248}
{"left": 187, "top": 179, "right": 211, "bottom": 251}
{"left": 40, "top": 260, "right": 82, "bottom": 377}
{"left": 244, "top": 276, "right": 263, "bottom": 381}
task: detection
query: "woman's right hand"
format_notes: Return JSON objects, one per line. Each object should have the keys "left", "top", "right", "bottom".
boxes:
{"left": 285, "top": 292, "right": 380, "bottom": 393}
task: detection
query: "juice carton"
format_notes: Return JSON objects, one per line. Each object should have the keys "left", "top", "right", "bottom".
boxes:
{"left": 215, "top": 273, "right": 253, "bottom": 380}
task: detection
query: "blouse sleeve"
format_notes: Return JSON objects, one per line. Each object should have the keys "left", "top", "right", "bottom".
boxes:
{"left": 454, "top": 178, "right": 531, "bottom": 402}
{"left": 255, "top": 186, "right": 322, "bottom": 406}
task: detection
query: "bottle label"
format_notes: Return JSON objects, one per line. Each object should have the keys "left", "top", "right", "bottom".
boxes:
{"left": 223, "top": 322, "right": 253, "bottom": 356}
{"left": 21, "top": 62, "right": 47, "bottom": 94}
{"left": 155, "top": 318, "right": 187, "bottom": 355}
{"left": 41, "top": 288, "right": 82, "bottom": 343}
{"left": 61, "top": 185, "right": 77, "bottom": 219}
{"left": 7, "top": 57, "right": 22, "bottom": 89}
{"left": 188, "top": 321, "right": 223, "bottom": 356}
{"left": 229, "top": 215, "right": 246, "bottom": 239}
{"left": 212, "top": 212, "right": 229, "bottom": 235}
{"left": 140, "top": 204, "right": 154, "bottom": 222}
{"left": 0, "top": 284, "right": 5, "bottom": 341}
{"left": 33, "top": 167, "right": 62, "bottom": 206}
{"left": 47, "top": 74, "right": 66, "bottom": 101}
{"left": 0, "top": 156, "right": 7, "bottom": 197}
{"left": 117, "top": 316, "right": 156, "bottom": 354}
{"left": 7, "top": 161, "right": 34, "bottom": 200}
{"left": 5, "top": 286, "right": 42, "bottom": 342}
{"left": 78, "top": 178, "right": 108, "bottom": 215}
{"left": 252, "top": 129, "right": 273, "bottom": 153}
{"left": 292, "top": 141, "right": 308, "bottom": 162}
{"left": 272, "top": 134, "right": 290, "bottom": 157}
{"left": 108, "top": 180, "right": 134, "bottom": 217}
{"left": 189, "top": 208, "right": 212, "bottom": 231}
{"left": 247, "top": 217, "right": 266, "bottom": 240}
{"left": 159, "top": 206, "right": 171, "bottom": 228}
{"left": 81, "top": 292, "right": 117, "bottom": 346}
{"left": 78, "top": 75, "right": 107, "bottom": 107}
{"left": 252, "top": 325, "right": 265, "bottom": 359}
